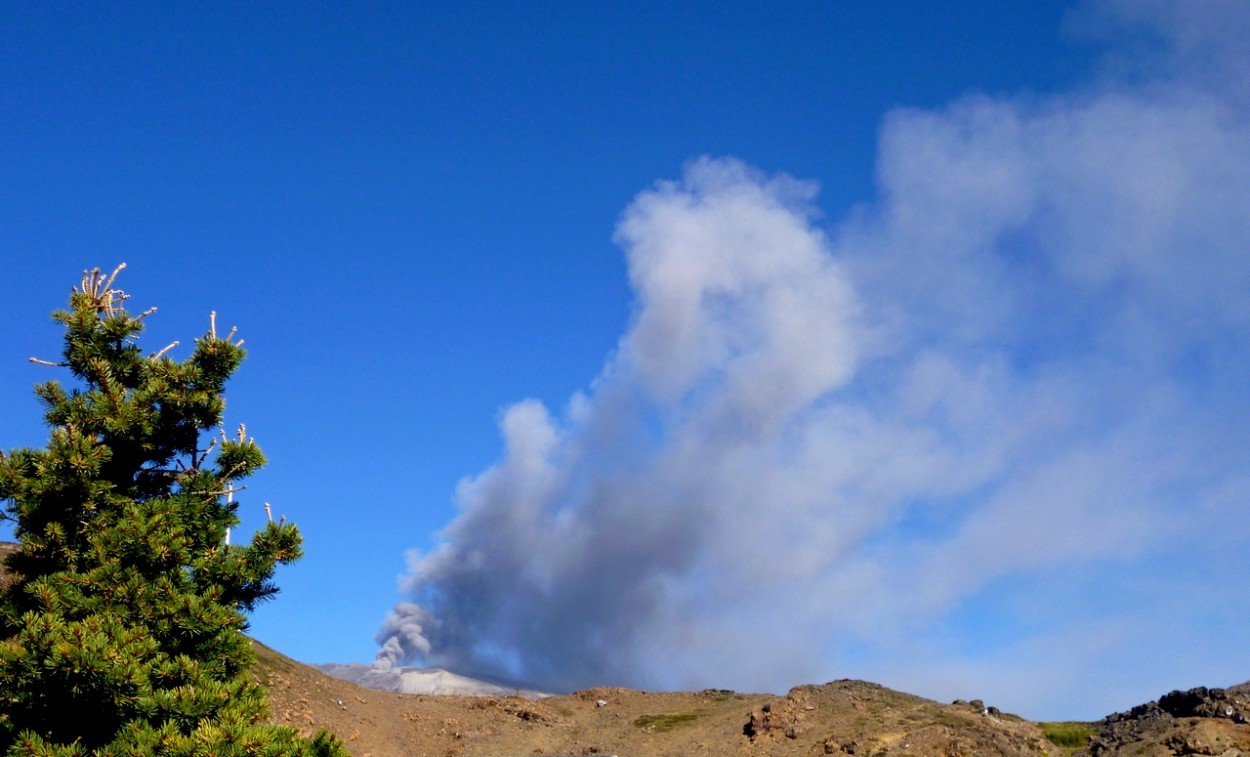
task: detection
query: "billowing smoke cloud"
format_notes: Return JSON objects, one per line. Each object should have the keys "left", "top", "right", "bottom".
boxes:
{"left": 374, "top": 602, "right": 434, "bottom": 671}
{"left": 379, "top": 1, "right": 1250, "bottom": 717}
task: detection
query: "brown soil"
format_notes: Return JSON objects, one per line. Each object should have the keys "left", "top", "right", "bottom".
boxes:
{"left": 252, "top": 640, "right": 1055, "bottom": 757}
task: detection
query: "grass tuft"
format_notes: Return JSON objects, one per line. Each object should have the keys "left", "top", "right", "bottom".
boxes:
{"left": 1040, "top": 721, "right": 1094, "bottom": 748}
{"left": 632, "top": 710, "right": 707, "bottom": 732}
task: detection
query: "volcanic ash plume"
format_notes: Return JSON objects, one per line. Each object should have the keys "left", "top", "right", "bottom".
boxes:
{"left": 373, "top": 602, "right": 435, "bottom": 671}
{"left": 377, "top": 4, "right": 1250, "bottom": 711}
{"left": 376, "top": 158, "right": 866, "bottom": 689}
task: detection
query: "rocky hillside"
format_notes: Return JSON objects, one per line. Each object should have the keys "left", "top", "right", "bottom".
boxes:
{"left": 253, "top": 653, "right": 1250, "bottom": 757}
{"left": 1075, "top": 682, "right": 1250, "bottom": 756}
{"left": 253, "top": 639, "right": 1057, "bottom": 756}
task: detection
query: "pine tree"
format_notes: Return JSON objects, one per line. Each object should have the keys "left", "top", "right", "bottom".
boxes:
{"left": 0, "top": 265, "right": 347, "bottom": 756}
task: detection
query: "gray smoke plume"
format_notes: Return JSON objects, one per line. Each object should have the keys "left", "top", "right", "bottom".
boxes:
{"left": 378, "top": 158, "right": 865, "bottom": 689}
{"left": 373, "top": 602, "right": 434, "bottom": 671}
{"left": 377, "top": 1, "right": 1250, "bottom": 718}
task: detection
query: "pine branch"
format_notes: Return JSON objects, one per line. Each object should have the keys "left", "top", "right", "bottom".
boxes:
{"left": 206, "top": 311, "right": 245, "bottom": 347}
{"left": 28, "top": 357, "right": 68, "bottom": 367}
{"left": 150, "top": 341, "right": 179, "bottom": 360}
{"left": 185, "top": 485, "right": 247, "bottom": 498}
{"left": 76, "top": 263, "right": 132, "bottom": 316}
{"left": 101, "top": 262, "right": 126, "bottom": 295}
{"left": 193, "top": 437, "right": 219, "bottom": 469}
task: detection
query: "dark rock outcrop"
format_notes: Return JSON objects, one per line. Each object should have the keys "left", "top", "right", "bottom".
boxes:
{"left": 1080, "top": 683, "right": 1250, "bottom": 756}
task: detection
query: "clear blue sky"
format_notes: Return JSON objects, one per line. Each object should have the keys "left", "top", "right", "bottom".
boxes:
{"left": 3, "top": 2, "right": 1248, "bottom": 721}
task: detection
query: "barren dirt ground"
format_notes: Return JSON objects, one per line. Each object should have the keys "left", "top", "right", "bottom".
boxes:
{"left": 253, "top": 640, "right": 1061, "bottom": 757}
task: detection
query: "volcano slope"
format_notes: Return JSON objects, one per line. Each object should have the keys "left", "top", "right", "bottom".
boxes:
{"left": 254, "top": 639, "right": 1055, "bottom": 756}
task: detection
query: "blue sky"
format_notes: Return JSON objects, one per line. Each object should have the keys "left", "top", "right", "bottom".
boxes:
{"left": 3, "top": 1, "right": 1248, "bottom": 721}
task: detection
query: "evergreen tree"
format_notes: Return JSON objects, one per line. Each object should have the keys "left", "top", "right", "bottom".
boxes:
{"left": 0, "top": 265, "right": 347, "bottom": 756}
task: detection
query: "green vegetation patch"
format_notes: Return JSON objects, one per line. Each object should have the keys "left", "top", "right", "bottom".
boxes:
{"left": 1040, "top": 721, "right": 1094, "bottom": 748}
{"left": 700, "top": 688, "right": 738, "bottom": 702}
{"left": 633, "top": 710, "right": 709, "bottom": 732}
